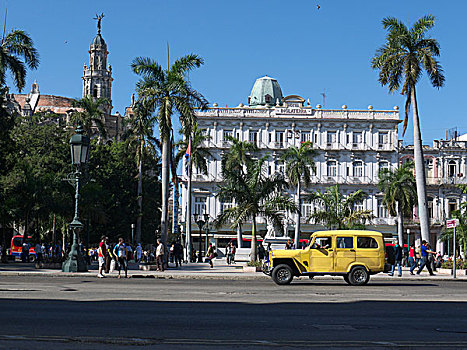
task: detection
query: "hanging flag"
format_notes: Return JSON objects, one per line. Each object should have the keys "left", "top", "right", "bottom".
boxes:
{"left": 185, "top": 137, "right": 191, "bottom": 173}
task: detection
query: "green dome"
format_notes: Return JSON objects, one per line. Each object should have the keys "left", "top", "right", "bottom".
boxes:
{"left": 248, "top": 76, "right": 283, "bottom": 107}
{"left": 91, "top": 34, "right": 106, "bottom": 47}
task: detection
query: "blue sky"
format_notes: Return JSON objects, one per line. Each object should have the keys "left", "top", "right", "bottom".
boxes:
{"left": 3, "top": 0, "right": 465, "bottom": 144}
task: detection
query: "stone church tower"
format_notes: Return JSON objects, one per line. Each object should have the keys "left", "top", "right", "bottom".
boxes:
{"left": 82, "top": 15, "right": 113, "bottom": 115}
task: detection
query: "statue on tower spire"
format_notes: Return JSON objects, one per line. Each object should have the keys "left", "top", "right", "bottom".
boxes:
{"left": 94, "top": 13, "right": 105, "bottom": 34}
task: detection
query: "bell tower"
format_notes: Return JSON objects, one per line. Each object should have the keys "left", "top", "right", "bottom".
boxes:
{"left": 82, "top": 13, "right": 113, "bottom": 114}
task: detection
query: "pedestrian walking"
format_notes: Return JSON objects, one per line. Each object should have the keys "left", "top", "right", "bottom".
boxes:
{"left": 231, "top": 243, "right": 236, "bottom": 264}
{"left": 97, "top": 235, "right": 107, "bottom": 278}
{"left": 155, "top": 239, "right": 164, "bottom": 271}
{"left": 174, "top": 241, "right": 183, "bottom": 268}
{"left": 258, "top": 242, "right": 266, "bottom": 261}
{"left": 113, "top": 238, "right": 128, "bottom": 278}
{"left": 388, "top": 240, "right": 402, "bottom": 277}
{"left": 226, "top": 242, "right": 233, "bottom": 265}
{"left": 206, "top": 243, "right": 216, "bottom": 268}
{"left": 415, "top": 245, "right": 421, "bottom": 267}
{"left": 409, "top": 244, "right": 417, "bottom": 275}
{"left": 416, "top": 240, "right": 436, "bottom": 276}
{"left": 35, "top": 242, "right": 43, "bottom": 263}
{"left": 135, "top": 243, "right": 142, "bottom": 263}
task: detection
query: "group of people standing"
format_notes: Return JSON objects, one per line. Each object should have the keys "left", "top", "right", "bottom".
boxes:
{"left": 389, "top": 240, "right": 438, "bottom": 277}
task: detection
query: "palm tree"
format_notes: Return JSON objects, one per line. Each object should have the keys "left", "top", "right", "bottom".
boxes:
{"left": 177, "top": 124, "right": 212, "bottom": 261}
{"left": 220, "top": 137, "right": 258, "bottom": 247}
{"left": 71, "top": 95, "right": 109, "bottom": 138}
{"left": 125, "top": 100, "right": 158, "bottom": 244}
{"left": 217, "top": 156, "right": 297, "bottom": 261}
{"left": 0, "top": 29, "right": 39, "bottom": 91}
{"left": 308, "top": 185, "right": 373, "bottom": 229}
{"left": 378, "top": 162, "right": 417, "bottom": 247}
{"left": 281, "top": 141, "right": 316, "bottom": 248}
{"left": 372, "top": 15, "right": 445, "bottom": 243}
{"left": 131, "top": 54, "right": 208, "bottom": 245}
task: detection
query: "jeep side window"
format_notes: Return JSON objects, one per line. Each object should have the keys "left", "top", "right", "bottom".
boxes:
{"left": 312, "top": 237, "right": 332, "bottom": 249}
{"left": 336, "top": 237, "right": 353, "bottom": 249}
{"left": 357, "top": 237, "right": 378, "bottom": 249}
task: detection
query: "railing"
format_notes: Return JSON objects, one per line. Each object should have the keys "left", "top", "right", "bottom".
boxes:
{"left": 196, "top": 107, "right": 399, "bottom": 120}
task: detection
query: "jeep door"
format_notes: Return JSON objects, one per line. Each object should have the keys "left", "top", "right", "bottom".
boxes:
{"left": 335, "top": 236, "right": 356, "bottom": 272}
{"left": 309, "top": 236, "right": 334, "bottom": 272}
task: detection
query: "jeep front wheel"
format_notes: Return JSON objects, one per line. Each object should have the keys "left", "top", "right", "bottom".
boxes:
{"left": 272, "top": 264, "right": 294, "bottom": 285}
{"left": 348, "top": 266, "right": 369, "bottom": 286}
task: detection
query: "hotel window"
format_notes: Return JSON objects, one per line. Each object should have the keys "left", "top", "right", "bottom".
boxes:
{"left": 223, "top": 130, "right": 233, "bottom": 141}
{"left": 277, "top": 161, "right": 285, "bottom": 175}
{"left": 378, "top": 132, "right": 389, "bottom": 148}
{"left": 194, "top": 197, "right": 206, "bottom": 216}
{"left": 379, "top": 161, "right": 389, "bottom": 172}
{"left": 314, "top": 133, "right": 318, "bottom": 145}
{"left": 301, "top": 198, "right": 313, "bottom": 218}
{"left": 377, "top": 199, "right": 388, "bottom": 218}
{"left": 275, "top": 131, "right": 284, "bottom": 147}
{"left": 353, "top": 161, "right": 363, "bottom": 177}
{"left": 220, "top": 198, "right": 234, "bottom": 214}
{"left": 249, "top": 130, "right": 259, "bottom": 146}
{"left": 301, "top": 131, "right": 311, "bottom": 143}
{"left": 354, "top": 203, "right": 364, "bottom": 212}
{"left": 353, "top": 132, "right": 363, "bottom": 145}
{"left": 327, "top": 160, "right": 337, "bottom": 176}
{"left": 327, "top": 131, "right": 337, "bottom": 145}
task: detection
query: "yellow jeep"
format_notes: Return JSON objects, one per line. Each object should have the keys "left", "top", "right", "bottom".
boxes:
{"left": 263, "top": 230, "right": 385, "bottom": 286}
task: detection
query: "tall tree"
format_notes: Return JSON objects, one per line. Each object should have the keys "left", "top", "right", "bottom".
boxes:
{"left": 124, "top": 100, "right": 157, "bottom": 244}
{"left": 220, "top": 137, "right": 258, "bottom": 247}
{"left": 372, "top": 15, "right": 445, "bottom": 243}
{"left": 131, "top": 54, "right": 208, "bottom": 245}
{"left": 308, "top": 185, "right": 373, "bottom": 229}
{"left": 217, "top": 156, "right": 297, "bottom": 261}
{"left": 378, "top": 162, "right": 417, "bottom": 247}
{"left": 0, "top": 29, "right": 39, "bottom": 91}
{"left": 281, "top": 141, "right": 316, "bottom": 248}
{"left": 71, "top": 96, "right": 108, "bottom": 138}
{"left": 177, "top": 124, "right": 212, "bottom": 261}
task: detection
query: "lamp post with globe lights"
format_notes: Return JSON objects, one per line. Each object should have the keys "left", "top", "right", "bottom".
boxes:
{"left": 193, "top": 212, "right": 209, "bottom": 263}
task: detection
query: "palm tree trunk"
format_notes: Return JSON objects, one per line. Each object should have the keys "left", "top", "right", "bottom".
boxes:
{"left": 250, "top": 218, "right": 257, "bottom": 262}
{"left": 396, "top": 202, "right": 404, "bottom": 248}
{"left": 186, "top": 152, "right": 193, "bottom": 262}
{"left": 411, "top": 88, "right": 430, "bottom": 243}
{"left": 160, "top": 138, "right": 170, "bottom": 245}
{"left": 294, "top": 182, "right": 301, "bottom": 249}
{"left": 237, "top": 223, "right": 243, "bottom": 248}
{"left": 136, "top": 146, "right": 143, "bottom": 244}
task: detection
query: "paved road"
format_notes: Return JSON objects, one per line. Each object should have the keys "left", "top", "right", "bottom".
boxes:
{"left": 1, "top": 276, "right": 467, "bottom": 349}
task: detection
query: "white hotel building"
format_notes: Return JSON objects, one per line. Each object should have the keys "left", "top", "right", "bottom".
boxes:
{"left": 180, "top": 76, "right": 401, "bottom": 243}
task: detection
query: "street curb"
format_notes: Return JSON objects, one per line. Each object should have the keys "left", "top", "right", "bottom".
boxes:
{"left": 0, "top": 271, "right": 466, "bottom": 281}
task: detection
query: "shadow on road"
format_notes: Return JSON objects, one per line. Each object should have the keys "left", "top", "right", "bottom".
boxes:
{"left": 0, "top": 298, "right": 466, "bottom": 347}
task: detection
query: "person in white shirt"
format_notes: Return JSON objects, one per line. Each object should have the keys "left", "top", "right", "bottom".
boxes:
{"left": 35, "top": 243, "right": 43, "bottom": 263}
{"left": 155, "top": 239, "right": 164, "bottom": 271}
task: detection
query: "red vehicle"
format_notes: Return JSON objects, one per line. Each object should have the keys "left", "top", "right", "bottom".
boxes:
{"left": 10, "top": 235, "right": 36, "bottom": 261}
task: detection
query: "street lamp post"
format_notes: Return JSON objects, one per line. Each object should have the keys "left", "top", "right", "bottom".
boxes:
{"left": 62, "top": 125, "right": 90, "bottom": 273}
{"left": 204, "top": 213, "right": 210, "bottom": 253}
{"left": 193, "top": 213, "right": 206, "bottom": 263}
{"left": 131, "top": 223, "right": 135, "bottom": 245}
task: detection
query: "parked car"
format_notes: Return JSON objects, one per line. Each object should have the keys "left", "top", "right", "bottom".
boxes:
{"left": 263, "top": 230, "right": 385, "bottom": 286}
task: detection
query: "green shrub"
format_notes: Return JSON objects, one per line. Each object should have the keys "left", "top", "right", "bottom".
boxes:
{"left": 246, "top": 261, "right": 262, "bottom": 267}
{"left": 441, "top": 260, "right": 467, "bottom": 269}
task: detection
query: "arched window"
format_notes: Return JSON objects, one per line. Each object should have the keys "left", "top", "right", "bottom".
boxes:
{"left": 353, "top": 161, "right": 363, "bottom": 177}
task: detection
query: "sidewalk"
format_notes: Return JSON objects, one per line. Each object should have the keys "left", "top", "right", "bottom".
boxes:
{"left": 0, "top": 260, "right": 466, "bottom": 281}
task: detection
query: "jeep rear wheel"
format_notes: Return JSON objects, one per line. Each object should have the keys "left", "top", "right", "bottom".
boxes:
{"left": 348, "top": 266, "right": 369, "bottom": 286}
{"left": 272, "top": 264, "right": 294, "bottom": 285}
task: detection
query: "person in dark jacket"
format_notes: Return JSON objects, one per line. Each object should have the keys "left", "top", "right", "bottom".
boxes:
{"left": 389, "top": 240, "right": 403, "bottom": 277}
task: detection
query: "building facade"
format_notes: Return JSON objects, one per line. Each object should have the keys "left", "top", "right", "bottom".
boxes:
{"left": 180, "top": 76, "right": 401, "bottom": 242}
{"left": 4, "top": 19, "right": 124, "bottom": 140}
